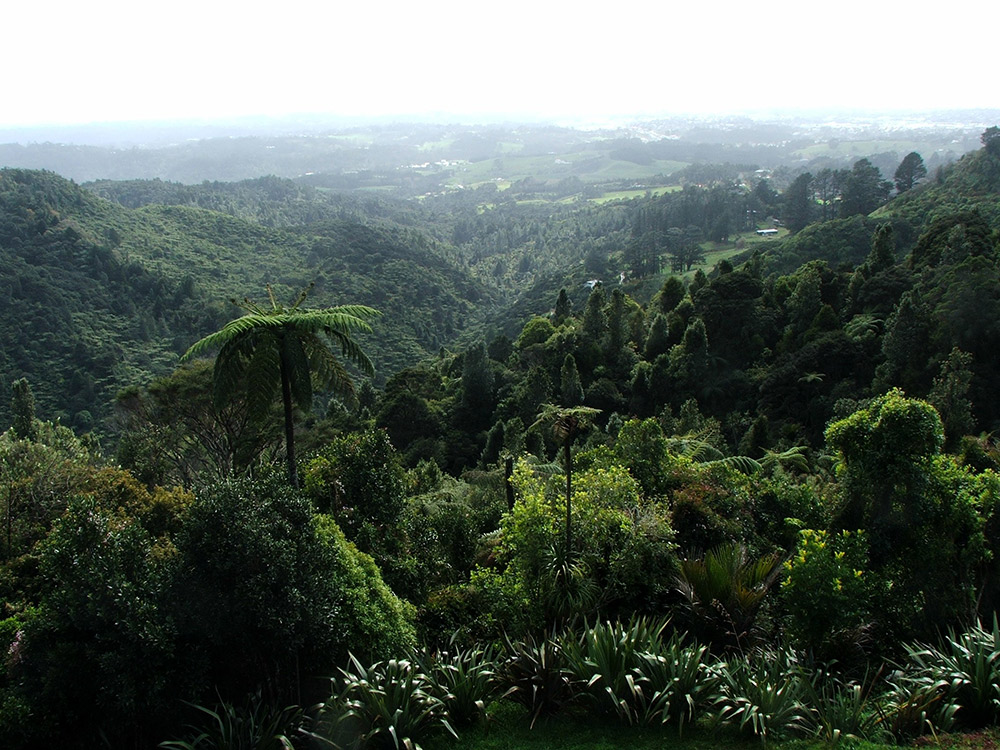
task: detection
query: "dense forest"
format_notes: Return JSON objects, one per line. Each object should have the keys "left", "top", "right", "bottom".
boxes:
{"left": 3, "top": 124, "right": 1000, "bottom": 748}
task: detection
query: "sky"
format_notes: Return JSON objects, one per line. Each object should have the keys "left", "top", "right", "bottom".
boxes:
{"left": 3, "top": 0, "right": 997, "bottom": 128}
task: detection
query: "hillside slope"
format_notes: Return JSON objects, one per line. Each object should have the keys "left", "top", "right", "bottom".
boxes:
{"left": 0, "top": 169, "right": 496, "bottom": 432}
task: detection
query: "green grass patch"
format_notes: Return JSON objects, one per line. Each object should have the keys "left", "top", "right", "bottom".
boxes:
{"left": 450, "top": 703, "right": 1000, "bottom": 749}
{"left": 416, "top": 138, "right": 458, "bottom": 152}
{"left": 792, "top": 139, "right": 934, "bottom": 160}
{"left": 591, "top": 185, "right": 683, "bottom": 203}
{"left": 445, "top": 155, "right": 687, "bottom": 188}
{"left": 496, "top": 141, "right": 525, "bottom": 154}
{"left": 588, "top": 158, "right": 687, "bottom": 182}
{"left": 321, "top": 134, "right": 374, "bottom": 145}
{"left": 448, "top": 703, "right": 858, "bottom": 750}
{"left": 741, "top": 227, "right": 789, "bottom": 244}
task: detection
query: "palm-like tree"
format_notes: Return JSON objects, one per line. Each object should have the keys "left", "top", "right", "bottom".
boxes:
{"left": 182, "top": 285, "right": 379, "bottom": 487}
{"left": 532, "top": 404, "right": 600, "bottom": 560}
{"left": 676, "top": 542, "right": 782, "bottom": 652}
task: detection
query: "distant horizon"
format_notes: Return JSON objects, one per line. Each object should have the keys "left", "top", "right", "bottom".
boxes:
{"left": 1, "top": 106, "right": 998, "bottom": 149}
{"left": 7, "top": 103, "right": 1000, "bottom": 127}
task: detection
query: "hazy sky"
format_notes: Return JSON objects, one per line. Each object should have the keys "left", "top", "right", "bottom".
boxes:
{"left": 4, "top": 0, "right": 996, "bottom": 128}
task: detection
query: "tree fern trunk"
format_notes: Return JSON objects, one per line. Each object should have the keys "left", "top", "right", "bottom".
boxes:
{"left": 278, "top": 337, "right": 298, "bottom": 488}
{"left": 564, "top": 438, "right": 572, "bottom": 561}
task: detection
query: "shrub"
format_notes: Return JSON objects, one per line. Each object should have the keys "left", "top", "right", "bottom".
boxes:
{"left": 900, "top": 619, "right": 1000, "bottom": 729}
{"left": 483, "top": 459, "right": 678, "bottom": 632}
{"left": 159, "top": 692, "right": 304, "bottom": 750}
{"left": 711, "top": 649, "right": 812, "bottom": 740}
{"left": 173, "top": 478, "right": 416, "bottom": 702}
{"left": 498, "top": 631, "right": 575, "bottom": 727}
{"left": 19, "top": 495, "right": 181, "bottom": 747}
{"left": 561, "top": 617, "right": 670, "bottom": 723}
{"left": 303, "top": 429, "right": 406, "bottom": 536}
{"left": 634, "top": 632, "right": 719, "bottom": 732}
{"left": 310, "top": 654, "right": 456, "bottom": 750}
{"left": 781, "top": 528, "right": 879, "bottom": 661}
{"left": 417, "top": 644, "right": 498, "bottom": 727}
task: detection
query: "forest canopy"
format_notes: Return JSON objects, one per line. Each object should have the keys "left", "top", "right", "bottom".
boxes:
{"left": 2, "top": 123, "right": 1000, "bottom": 748}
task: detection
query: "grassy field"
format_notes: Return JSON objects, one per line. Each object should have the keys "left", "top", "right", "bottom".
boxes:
{"left": 416, "top": 138, "right": 458, "bottom": 152}
{"left": 621, "top": 223, "right": 789, "bottom": 301}
{"left": 443, "top": 153, "right": 687, "bottom": 188}
{"left": 320, "top": 133, "right": 375, "bottom": 145}
{"left": 623, "top": 237, "right": 754, "bottom": 303}
{"left": 695, "top": 227, "right": 787, "bottom": 269}
{"left": 591, "top": 185, "right": 683, "bottom": 203}
{"left": 792, "top": 139, "right": 939, "bottom": 160}
{"left": 448, "top": 702, "right": 1000, "bottom": 750}
{"left": 496, "top": 141, "right": 526, "bottom": 155}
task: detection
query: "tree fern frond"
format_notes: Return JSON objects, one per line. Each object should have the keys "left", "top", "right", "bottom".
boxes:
{"left": 703, "top": 455, "right": 762, "bottom": 475}
{"left": 303, "top": 339, "right": 361, "bottom": 398}
{"left": 667, "top": 432, "right": 724, "bottom": 462}
{"left": 180, "top": 287, "right": 380, "bottom": 486}
{"left": 182, "top": 315, "right": 281, "bottom": 359}
{"left": 326, "top": 330, "right": 376, "bottom": 376}
{"left": 284, "top": 334, "right": 314, "bottom": 410}
{"left": 760, "top": 446, "right": 811, "bottom": 474}
{"left": 246, "top": 342, "right": 280, "bottom": 423}
{"left": 316, "top": 305, "right": 381, "bottom": 322}
{"left": 183, "top": 307, "right": 378, "bottom": 361}
{"left": 306, "top": 339, "right": 337, "bottom": 386}
{"left": 212, "top": 336, "right": 256, "bottom": 407}
{"left": 321, "top": 355, "right": 357, "bottom": 400}
{"left": 330, "top": 365, "right": 357, "bottom": 401}
{"left": 294, "top": 308, "right": 380, "bottom": 333}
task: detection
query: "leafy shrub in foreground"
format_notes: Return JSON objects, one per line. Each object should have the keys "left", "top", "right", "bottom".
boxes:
{"left": 634, "top": 632, "right": 719, "bottom": 732}
{"left": 781, "top": 528, "right": 880, "bottom": 663}
{"left": 479, "top": 459, "right": 678, "bottom": 634}
{"left": 498, "top": 631, "right": 576, "bottom": 727}
{"left": 561, "top": 617, "right": 669, "bottom": 723}
{"left": 172, "top": 478, "right": 416, "bottom": 703}
{"left": 19, "top": 494, "right": 181, "bottom": 748}
{"left": 898, "top": 618, "right": 1000, "bottom": 729}
{"left": 804, "top": 671, "right": 885, "bottom": 745}
{"left": 159, "top": 692, "right": 303, "bottom": 750}
{"left": 711, "top": 649, "right": 812, "bottom": 740}
{"left": 417, "top": 643, "right": 499, "bottom": 727}
{"left": 309, "top": 654, "right": 456, "bottom": 750}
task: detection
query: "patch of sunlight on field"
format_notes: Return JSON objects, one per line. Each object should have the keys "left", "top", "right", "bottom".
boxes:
{"left": 591, "top": 185, "right": 682, "bottom": 203}
{"left": 793, "top": 139, "right": 927, "bottom": 159}
{"left": 416, "top": 138, "right": 457, "bottom": 152}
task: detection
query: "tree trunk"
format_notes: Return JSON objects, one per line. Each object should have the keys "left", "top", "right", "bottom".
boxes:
{"left": 504, "top": 455, "right": 515, "bottom": 511}
{"left": 278, "top": 338, "right": 298, "bottom": 488}
{"left": 564, "top": 438, "right": 572, "bottom": 561}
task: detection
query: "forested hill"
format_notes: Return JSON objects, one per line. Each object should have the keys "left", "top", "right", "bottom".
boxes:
{"left": 4, "top": 134, "right": 1000, "bottom": 440}
{"left": 882, "top": 143, "right": 1000, "bottom": 226}
{"left": 756, "top": 144, "right": 1000, "bottom": 275}
{"left": 0, "top": 169, "right": 496, "bottom": 432}
{"left": 365, "top": 137, "right": 1000, "bottom": 475}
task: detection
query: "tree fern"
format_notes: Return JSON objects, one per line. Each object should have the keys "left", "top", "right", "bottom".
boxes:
{"left": 183, "top": 285, "right": 379, "bottom": 486}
